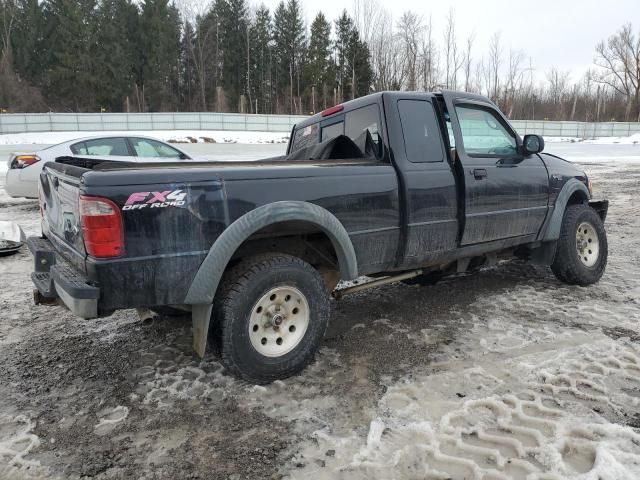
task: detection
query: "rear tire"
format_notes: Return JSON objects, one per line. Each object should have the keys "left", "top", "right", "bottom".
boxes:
{"left": 551, "top": 204, "right": 607, "bottom": 286}
{"left": 213, "top": 254, "right": 330, "bottom": 384}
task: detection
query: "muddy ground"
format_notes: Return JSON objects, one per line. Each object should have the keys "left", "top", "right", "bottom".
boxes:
{"left": 1, "top": 154, "right": 640, "bottom": 479}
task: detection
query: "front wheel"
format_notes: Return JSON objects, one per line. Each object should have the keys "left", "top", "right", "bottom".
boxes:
{"left": 551, "top": 204, "right": 608, "bottom": 286}
{"left": 213, "top": 254, "right": 330, "bottom": 384}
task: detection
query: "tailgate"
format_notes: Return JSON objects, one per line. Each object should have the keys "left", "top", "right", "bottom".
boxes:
{"left": 39, "top": 163, "right": 87, "bottom": 269}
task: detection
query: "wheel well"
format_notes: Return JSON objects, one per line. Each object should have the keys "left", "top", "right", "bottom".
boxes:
{"left": 229, "top": 220, "right": 341, "bottom": 287}
{"left": 567, "top": 189, "right": 589, "bottom": 206}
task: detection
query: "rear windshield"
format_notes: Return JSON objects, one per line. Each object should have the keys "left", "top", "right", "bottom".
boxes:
{"left": 290, "top": 103, "right": 382, "bottom": 158}
{"left": 291, "top": 123, "right": 319, "bottom": 151}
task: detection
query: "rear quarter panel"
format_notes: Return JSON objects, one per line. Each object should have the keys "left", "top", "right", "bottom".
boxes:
{"left": 82, "top": 167, "right": 227, "bottom": 310}
{"left": 219, "top": 161, "right": 400, "bottom": 272}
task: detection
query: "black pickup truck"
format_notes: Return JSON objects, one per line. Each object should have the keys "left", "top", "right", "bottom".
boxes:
{"left": 28, "top": 91, "right": 609, "bottom": 383}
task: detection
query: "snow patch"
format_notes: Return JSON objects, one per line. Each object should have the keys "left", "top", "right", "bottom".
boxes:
{"left": 0, "top": 130, "right": 289, "bottom": 146}
{"left": 93, "top": 406, "right": 130, "bottom": 436}
{"left": 543, "top": 134, "right": 640, "bottom": 145}
{"left": 0, "top": 415, "right": 41, "bottom": 473}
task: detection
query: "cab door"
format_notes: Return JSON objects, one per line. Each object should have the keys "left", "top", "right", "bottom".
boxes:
{"left": 442, "top": 92, "right": 549, "bottom": 245}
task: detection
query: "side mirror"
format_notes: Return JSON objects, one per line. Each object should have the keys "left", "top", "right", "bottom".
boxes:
{"left": 522, "top": 134, "right": 545, "bottom": 155}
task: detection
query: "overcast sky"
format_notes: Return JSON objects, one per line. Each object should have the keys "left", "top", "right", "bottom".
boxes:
{"left": 258, "top": 0, "right": 637, "bottom": 84}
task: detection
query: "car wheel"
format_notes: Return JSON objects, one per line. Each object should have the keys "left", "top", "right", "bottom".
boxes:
{"left": 551, "top": 204, "right": 607, "bottom": 286}
{"left": 213, "top": 254, "right": 330, "bottom": 384}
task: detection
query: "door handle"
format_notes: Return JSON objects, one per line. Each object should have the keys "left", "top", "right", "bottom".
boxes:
{"left": 472, "top": 168, "right": 487, "bottom": 180}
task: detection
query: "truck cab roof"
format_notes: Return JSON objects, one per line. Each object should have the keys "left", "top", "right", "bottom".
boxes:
{"left": 293, "top": 90, "right": 497, "bottom": 131}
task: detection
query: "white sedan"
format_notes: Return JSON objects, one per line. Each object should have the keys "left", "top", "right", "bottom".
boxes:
{"left": 5, "top": 135, "right": 193, "bottom": 198}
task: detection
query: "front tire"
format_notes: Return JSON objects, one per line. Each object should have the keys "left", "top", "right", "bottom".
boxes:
{"left": 213, "top": 254, "right": 330, "bottom": 384}
{"left": 551, "top": 204, "right": 608, "bottom": 286}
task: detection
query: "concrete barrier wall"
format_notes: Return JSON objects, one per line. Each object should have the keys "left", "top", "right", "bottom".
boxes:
{"left": 0, "top": 112, "right": 639, "bottom": 138}
{"left": 0, "top": 113, "right": 308, "bottom": 134}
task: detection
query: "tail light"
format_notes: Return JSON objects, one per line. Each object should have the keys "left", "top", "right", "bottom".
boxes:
{"left": 10, "top": 154, "right": 40, "bottom": 169}
{"left": 79, "top": 195, "right": 124, "bottom": 258}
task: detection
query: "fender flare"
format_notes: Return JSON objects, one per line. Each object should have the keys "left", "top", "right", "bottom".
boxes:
{"left": 542, "top": 178, "right": 590, "bottom": 241}
{"left": 184, "top": 200, "right": 358, "bottom": 306}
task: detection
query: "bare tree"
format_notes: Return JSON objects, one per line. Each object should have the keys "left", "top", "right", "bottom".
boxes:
{"left": 397, "top": 10, "right": 423, "bottom": 90}
{"left": 419, "top": 15, "right": 439, "bottom": 90}
{"left": 546, "top": 67, "right": 570, "bottom": 119}
{"left": 353, "top": 0, "right": 383, "bottom": 48}
{"left": 502, "top": 49, "right": 524, "bottom": 116}
{"left": 487, "top": 31, "right": 502, "bottom": 101}
{"left": 463, "top": 33, "right": 475, "bottom": 92}
{"left": 594, "top": 23, "right": 640, "bottom": 121}
{"left": 0, "top": 0, "right": 16, "bottom": 70}
{"left": 442, "top": 9, "right": 462, "bottom": 89}
{"left": 474, "top": 59, "right": 484, "bottom": 95}
{"left": 370, "top": 11, "right": 406, "bottom": 90}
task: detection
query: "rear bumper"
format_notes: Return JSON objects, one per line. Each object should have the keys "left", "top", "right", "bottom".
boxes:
{"left": 27, "top": 236, "right": 100, "bottom": 318}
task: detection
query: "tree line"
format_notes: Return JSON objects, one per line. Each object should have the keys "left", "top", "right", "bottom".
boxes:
{"left": 0, "top": 0, "right": 638, "bottom": 122}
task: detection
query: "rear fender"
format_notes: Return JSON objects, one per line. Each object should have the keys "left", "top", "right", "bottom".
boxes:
{"left": 185, "top": 201, "right": 358, "bottom": 357}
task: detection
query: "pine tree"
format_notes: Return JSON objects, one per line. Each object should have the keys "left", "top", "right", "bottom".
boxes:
{"left": 347, "top": 27, "right": 372, "bottom": 99}
{"left": 139, "top": 0, "right": 181, "bottom": 111}
{"left": 334, "top": 10, "right": 371, "bottom": 102}
{"left": 95, "top": 0, "right": 139, "bottom": 111}
{"left": 334, "top": 10, "right": 352, "bottom": 103}
{"left": 180, "top": 19, "right": 198, "bottom": 110}
{"left": 306, "top": 12, "right": 332, "bottom": 112}
{"left": 42, "top": 0, "right": 98, "bottom": 111}
{"left": 217, "top": 0, "right": 248, "bottom": 112}
{"left": 272, "top": 0, "right": 305, "bottom": 113}
{"left": 11, "top": 0, "right": 45, "bottom": 83}
{"left": 248, "top": 5, "right": 273, "bottom": 114}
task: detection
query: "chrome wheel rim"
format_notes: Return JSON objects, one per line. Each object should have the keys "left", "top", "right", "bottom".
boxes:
{"left": 248, "top": 286, "right": 309, "bottom": 357}
{"left": 576, "top": 221, "right": 599, "bottom": 267}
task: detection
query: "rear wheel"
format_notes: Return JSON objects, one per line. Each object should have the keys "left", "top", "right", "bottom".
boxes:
{"left": 213, "top": 254, "right": 330, "bottom": 384}
{"left": 551, "top": 204, "right": 607, "bottom": 286}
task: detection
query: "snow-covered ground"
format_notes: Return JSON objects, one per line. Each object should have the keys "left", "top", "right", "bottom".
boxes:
{"left": 1, "top": 143, "right": 640, "bottom": 479}
{"left": 546, "top": 133, "right": 640, "bottom": 145}
{"left": 0, "top": 129, "right": 289, "bottom": 147}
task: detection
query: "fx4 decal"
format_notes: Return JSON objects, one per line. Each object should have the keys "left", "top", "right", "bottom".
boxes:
{"left": 123, "top": 190, "right": 187, "bottom": 210}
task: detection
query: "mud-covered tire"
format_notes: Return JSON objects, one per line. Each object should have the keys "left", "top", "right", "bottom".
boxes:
{"left": 213, "top": 254, "right": 330, "bottom": 384}
{"left": 551, "top": 204, "right": 607, "bottom": 286}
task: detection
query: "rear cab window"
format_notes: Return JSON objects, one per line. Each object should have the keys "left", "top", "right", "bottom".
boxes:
{"left": 291, "top": 123, "right": 319, "bottom": 151}
{"left": 290, "top": 102, "right": 383, "bottom": 159}
{"left": 397, "top": 100, "right": 444, "bottom": 163}
{"left": 321, "top": 122, "right": 343, "bottom": 142}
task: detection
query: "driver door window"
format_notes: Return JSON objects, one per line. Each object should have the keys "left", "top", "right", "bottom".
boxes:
{"left": 455, "top": 105, "right": 517, "bottom": 157}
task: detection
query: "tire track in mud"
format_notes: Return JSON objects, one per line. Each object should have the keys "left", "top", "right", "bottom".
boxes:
{"left": 286, "top": 339, "right": 640, "bottom": 480}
